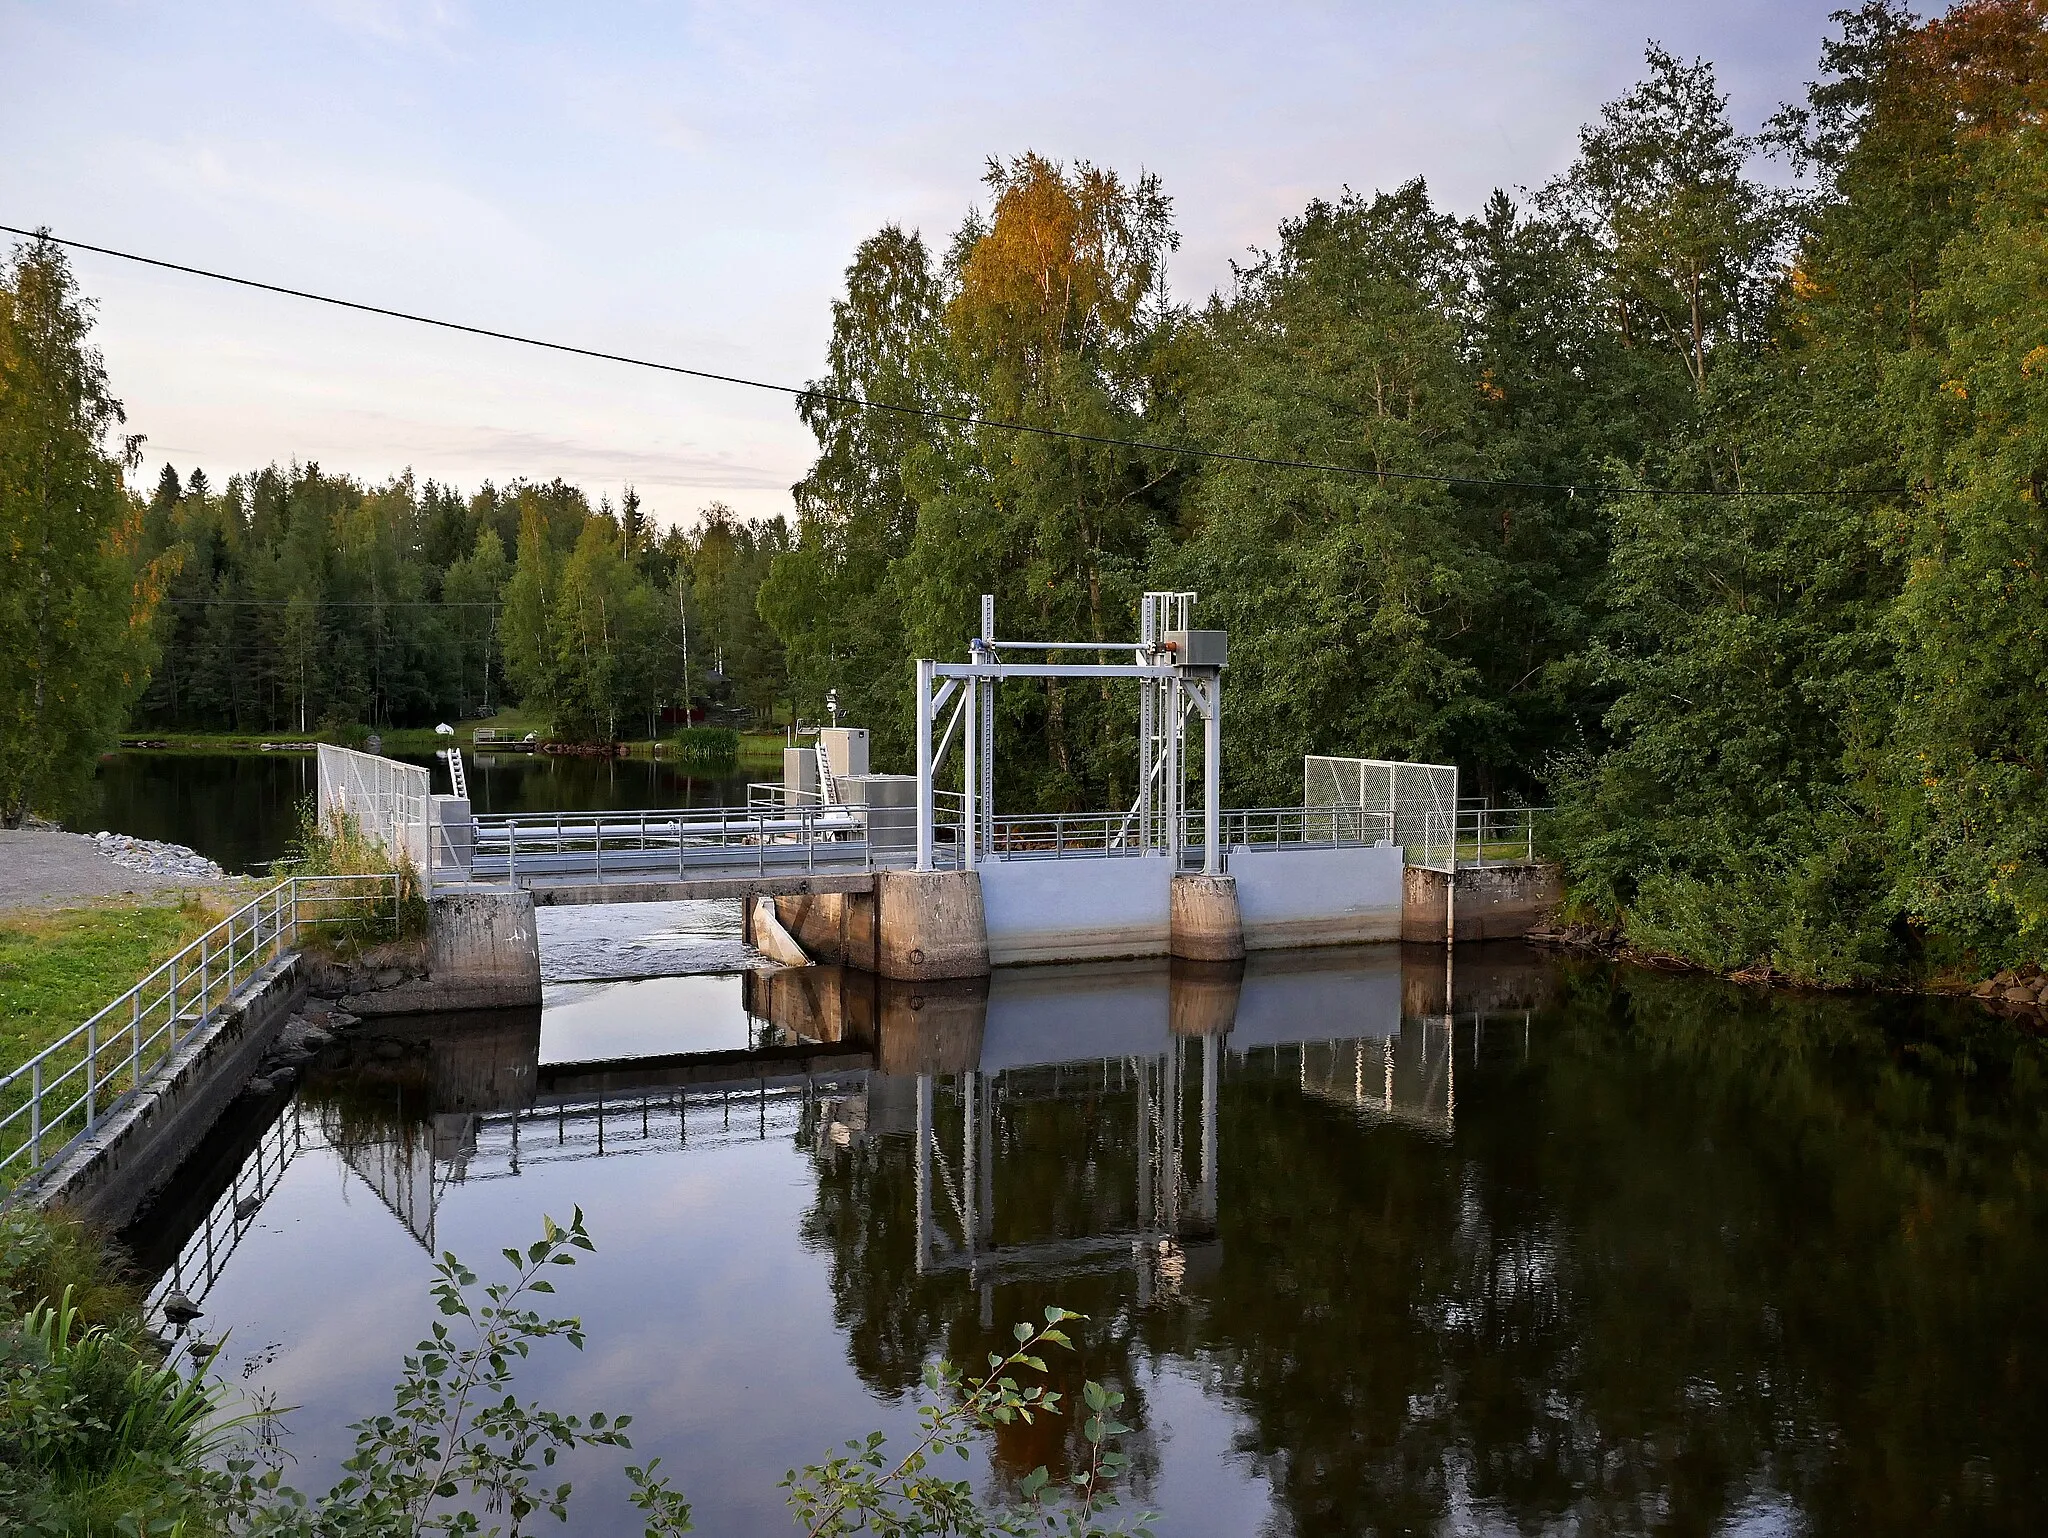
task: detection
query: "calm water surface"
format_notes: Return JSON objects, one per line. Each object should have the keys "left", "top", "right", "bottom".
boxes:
{"left": 122, "top": 917, "right": 2048, "bottom": 1535}
{"left": 91, "top": 753, "right": 751, "bottom": 873}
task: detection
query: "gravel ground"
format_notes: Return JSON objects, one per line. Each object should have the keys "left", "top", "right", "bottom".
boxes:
{"left": 0, "top": 829, "right": 242, "bottom": 913}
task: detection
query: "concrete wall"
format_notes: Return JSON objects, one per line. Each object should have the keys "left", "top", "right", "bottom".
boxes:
{"left": 979, "top": 854, "right": 1175, "bottom": 965}
{"left": 772, "top": 888, "right": 880, "bottom": 971}
{"left": 341, "top": 888, "right": 543, "bottom": 1015}
{"left": 873, "top": 869, "right": 989, "bottom": 979}
{"left": 1402, "top": 863, "right": 1563, "bottom": 943}
{"left": 1231, "top": 844, "right": 1405, "bottom": 949}
{"left": 26, "top": 956, "right": 307, "bottom": 1226}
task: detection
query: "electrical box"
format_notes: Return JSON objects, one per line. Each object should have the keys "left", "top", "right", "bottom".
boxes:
{"left": 783, "top": 747, "right": 819, "bottom": 806}
{"left": 839, "top": 773, "right": 917, "bottom": 856}
{"left": 1165, "top": 629, "right": 1228, "bottom": 669}
{"left": 819, "top": 726, "right": 870, "bottom": 780}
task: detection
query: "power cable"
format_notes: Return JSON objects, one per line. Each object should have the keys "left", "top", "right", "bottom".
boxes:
{"left": 5, "top": 222, "right": 1911, "bottom": 500}
{"left": 161, "top": 598, "right": 502, "bottom": 608}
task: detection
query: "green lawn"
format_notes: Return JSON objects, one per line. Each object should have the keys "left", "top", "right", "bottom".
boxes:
{"left": 0, "top": 897, "right": 226, "bottom": 1081}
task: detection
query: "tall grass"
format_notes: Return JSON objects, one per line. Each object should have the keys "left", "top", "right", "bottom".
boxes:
{"left": 275, "top": 797, "right": 428, "bottom": 951}
{"left": 0, "top": 1285, "right": 232, "bottom": 1531}
{"left": 667, "top": 725, "right": 739, "bottom": 764}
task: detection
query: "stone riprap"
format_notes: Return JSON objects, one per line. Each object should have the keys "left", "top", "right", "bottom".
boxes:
{"left": 87, "top": 831, "right": 228, "bottom": 883}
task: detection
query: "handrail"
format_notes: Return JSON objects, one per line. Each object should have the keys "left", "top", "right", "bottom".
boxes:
{"left": 1411, "top": 806, "right": 1547, "bottom": 871}
{"left": 0, "top": 875, "right": 398, "bottom": 1191}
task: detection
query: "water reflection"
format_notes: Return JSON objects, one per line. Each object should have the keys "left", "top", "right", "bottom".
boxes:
{"left": 123, "top": 947, "right": 2048, "bottom": 1535}
{"left": 91, "top": 752, "right": 750, "bottom": 872}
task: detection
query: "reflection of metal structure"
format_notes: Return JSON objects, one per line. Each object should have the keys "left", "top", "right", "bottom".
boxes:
{"left": 1296, "top": 1020, "right": 1459, "bottom": 1136}
{"left": 455, "top": 1077, "right": 863, "bottom": 1179}
{"left": 913, "top": 593, "right": 1225, "bottom": 874}
{"left": 145, "top": 1100, "right": 314, "bottom": 1332}
{"left": 323, "top": 1104, "right": 470, "bottom": 1254}
{"left": 912, "top": 1035, "right": 1221, "bottom": 1288}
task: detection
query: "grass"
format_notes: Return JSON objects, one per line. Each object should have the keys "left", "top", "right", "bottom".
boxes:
{"left": 0, "top": 895, "right": 231, "bottom": 1082}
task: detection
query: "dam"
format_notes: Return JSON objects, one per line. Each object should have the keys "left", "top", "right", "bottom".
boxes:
{"left": 350, "top": 590, "right": 1557, "bottom": 1006}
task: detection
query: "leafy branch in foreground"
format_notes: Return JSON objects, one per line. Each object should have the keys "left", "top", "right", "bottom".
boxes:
{"left": 209, "top": 1207, "right": 693, "bottom": 1538}
{"left": 784, "top": 1306, "right": 1153, "bottom": 1538}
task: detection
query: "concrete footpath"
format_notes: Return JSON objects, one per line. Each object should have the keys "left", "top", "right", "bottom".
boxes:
{"left": 0, "top": 829, "right": 242, "bottom": 914}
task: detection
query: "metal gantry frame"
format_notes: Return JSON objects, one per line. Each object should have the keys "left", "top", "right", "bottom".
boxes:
{"left": 913, "top": 591, "right": 1223, "bottom": 875}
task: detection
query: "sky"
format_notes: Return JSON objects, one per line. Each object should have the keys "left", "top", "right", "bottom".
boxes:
{"left": 0, "top": 0, "right": 1851, "bottom": 528}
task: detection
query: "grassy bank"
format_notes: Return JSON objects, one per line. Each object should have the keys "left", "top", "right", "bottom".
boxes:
{"left": 0, "top": 896, "right": 229, "bottom": 1080}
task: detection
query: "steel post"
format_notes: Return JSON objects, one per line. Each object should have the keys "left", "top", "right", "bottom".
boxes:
{"left": 1202, "top": 674, "right": 1222, "bottom": 876}
{"left": 915, "top": 656, "right": 935, "bottom": 871}
{"left": 963, "top": 677, "right": 977, "bottom": 872}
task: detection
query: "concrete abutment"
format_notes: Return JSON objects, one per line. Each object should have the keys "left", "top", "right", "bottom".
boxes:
{"left": 1170, "top": 873, "right": 1246, "bottom": 962}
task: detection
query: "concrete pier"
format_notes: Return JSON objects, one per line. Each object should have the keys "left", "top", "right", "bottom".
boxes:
{"left": 1170, "top": 873, "right": 1246, "bottom": 961}
{"left": 337, "top": 888, "right": 544, "bottom": 1015}
{"left": 873, "top": 870, "right": 991, "bottom": 980}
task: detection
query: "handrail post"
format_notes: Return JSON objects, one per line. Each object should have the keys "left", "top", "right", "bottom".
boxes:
{"left": 85, "top": 1019, "right": 97, "bottom": 1128}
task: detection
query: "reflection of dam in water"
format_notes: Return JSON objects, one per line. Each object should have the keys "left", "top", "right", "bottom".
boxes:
{"left": 145, "top": 945, "right": 1549, "bottom": 1328}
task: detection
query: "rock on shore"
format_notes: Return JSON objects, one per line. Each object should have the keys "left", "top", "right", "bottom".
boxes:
{"left": 88, "top": 831, "right": 228, "bottom": 882}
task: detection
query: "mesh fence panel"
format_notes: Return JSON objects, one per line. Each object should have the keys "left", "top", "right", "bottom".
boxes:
{"left": 1303, "top": 755, "right": 1458, "bottom": 866}
{"left": 318, "top": 744, "right": 431, "bottom": 875}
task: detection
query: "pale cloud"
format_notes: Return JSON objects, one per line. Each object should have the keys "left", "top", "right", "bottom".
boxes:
{"left": 310, "top": 0, "right": 465, "bottom": 46}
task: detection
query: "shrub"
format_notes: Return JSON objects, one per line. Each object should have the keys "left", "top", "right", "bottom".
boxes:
{"left": 667, "top": 726, "right": 739, "bottom": 764}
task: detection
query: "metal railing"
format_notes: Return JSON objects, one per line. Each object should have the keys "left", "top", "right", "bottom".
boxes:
{"left": 0, "top": 876, "right": 398, "bottom": 1190}
{"left": 470, "top": 804, "right": 940, "bottom": 882}
{"left": 1411, "top": 807, "right": 1545, "bottom": 872}
{"left": 986, "top": 805, "right": 1395, "bottom": 863}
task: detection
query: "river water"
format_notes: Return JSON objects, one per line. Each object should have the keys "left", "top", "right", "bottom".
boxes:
{"left": 91, "top": 751, "right": 752, "bottom": 874}
{"left": 119, "top": 904, "right": 2048, "bottom": 1536}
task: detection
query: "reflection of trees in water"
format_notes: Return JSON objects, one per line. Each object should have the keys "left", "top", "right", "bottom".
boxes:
{"left": 804, "top": 973, "right": 2048, "bottom": 1535}
{"left": 800, "top": 1069, "right": 1170, "bottom": 1496}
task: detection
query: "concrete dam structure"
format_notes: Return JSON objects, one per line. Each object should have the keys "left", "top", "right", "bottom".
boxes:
{"left": 320, "top": 589, "right": 1558, "bottom": 1003}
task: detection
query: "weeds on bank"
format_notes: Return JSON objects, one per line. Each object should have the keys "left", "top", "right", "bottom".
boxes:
{"left": 276, "top": 798, "right": 428, "bottom": 954}
{"left": 666, "top": 726, "right": 739, "bottom": 765}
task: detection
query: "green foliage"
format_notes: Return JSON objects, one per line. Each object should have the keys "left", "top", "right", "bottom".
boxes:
{"left": 666, "top": 726, "right": 738, "bottom": 764}
{"left": 0, "top": 235, "right": 166, "bottom": 826}
{"left": 131, "top": 463, "right": 786, "bottom": 743}
{"left": 783, "top": 1306, "right": 1150, "bottom": 1538}
{"left": 277, "top": 797, "right": 428, "bottom": 947}
{"left": 0, "top": 1286, "right": 228, "bottom": 1534}
{"left": 0, "top": 1209, "right": 137, "bottom": 1328}
{"left": 0, "top": 1208, "right": 1139, "bottom": 1538}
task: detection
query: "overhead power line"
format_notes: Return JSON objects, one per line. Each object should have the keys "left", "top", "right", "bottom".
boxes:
{"left": 161, "top": 598, "right": 501, "bottom": 609}
{"left": 5, "top": 222, "right": 1909, "bottom": 501}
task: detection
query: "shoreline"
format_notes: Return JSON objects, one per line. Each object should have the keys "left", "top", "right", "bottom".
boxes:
{"left": 1529, "top": 922, "right": 2045, "bottom": 1027}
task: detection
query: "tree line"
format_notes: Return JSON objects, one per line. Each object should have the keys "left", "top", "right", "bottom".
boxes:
{"left": 127, "top": 465, "right": 786, "bottom": 742}
{"left": 763, "top": 0, "right": 2048, "bottom": 983}
{"left": 3, "top": 0, "right": 2044, "bottom": 983}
